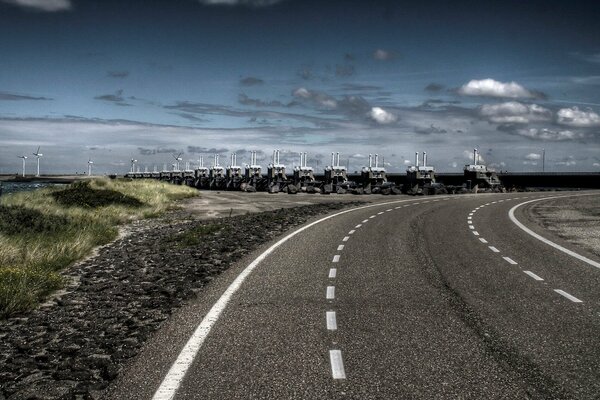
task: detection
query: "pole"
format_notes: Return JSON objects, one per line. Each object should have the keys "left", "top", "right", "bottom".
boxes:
{"left": 542, "top": 149, "right": 545, "bottom": 172}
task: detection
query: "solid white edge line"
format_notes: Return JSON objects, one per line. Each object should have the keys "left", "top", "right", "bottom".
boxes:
{"left": 329, "top": 268, "right": 337, "bottom": 278}
{"left": 152, "top": 196, "right": 453, "bottom": 399}
{"left": 508, "top": 194, "right": 600, "bottom": 270}
{"left": 554, "top": 289, "right": 583, "bottom": 303}
{"left": 523, "top": 270, "right": 544, "bottom": 281}
{"left": 326, "top": 311, "right": 337, "bottom": 330}
{"left": 332, "top": 255, "right": 340, "bottom": 263}
{"left": 329, "top": 350, "right": 346, "bottom": 379}
{"left": 326, "top": 286, "right": 335, "bottom": 299}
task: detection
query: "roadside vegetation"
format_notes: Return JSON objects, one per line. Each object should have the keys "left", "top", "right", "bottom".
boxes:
{"left": 0, "top": 178, "right": 197, "bottom": 317}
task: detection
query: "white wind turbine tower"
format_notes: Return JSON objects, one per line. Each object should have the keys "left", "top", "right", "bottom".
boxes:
{"left": 172, "top": 152, "right": 183, "bottom": 171}
{"left": 17, "top": 155, "right": 27, "bottom": 177}
{"left": 130, "top": 158, "right": 137, "bottom": 173}
{"left": 87, "top": 158, "right": 94, "bottom": 176}
{"left": 33, "top": 146, "right": 43, "bottom": 177}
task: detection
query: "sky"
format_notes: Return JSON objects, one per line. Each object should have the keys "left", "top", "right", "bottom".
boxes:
{"left": 1, "top": 0, "right": 600, "bottom": 174}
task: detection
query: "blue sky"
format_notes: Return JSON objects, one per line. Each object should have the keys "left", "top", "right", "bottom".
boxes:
{"left": 1, "top": 0, "right": 599, "bottom": 174}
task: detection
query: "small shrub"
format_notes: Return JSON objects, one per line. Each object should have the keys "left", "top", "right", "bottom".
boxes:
{"left": 51, "top": 181, "right": 144, "bottom": 209}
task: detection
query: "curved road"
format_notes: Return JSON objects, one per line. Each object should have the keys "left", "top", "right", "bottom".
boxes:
{"left": 106, "top": 191, "right": 600, "bottom": 399}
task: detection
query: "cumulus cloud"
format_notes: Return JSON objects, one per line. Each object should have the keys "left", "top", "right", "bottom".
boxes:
{"left": 525, "top": 153, "right": 541, "bottom": 160}
{"left": 372, "top": 49, "right": 397, "bottom": 61}
{"left": 555, "top": 156, "right": 577, "bottom": 167}
{"left": 463, "top": 149, "right": 485, "bottom": 164}
{"left": 556, "top": 106, "right": 600, "bottom": 127}
{"left": 458, "top": 79, "right": 540, "bottom": 99}
{"left": 507, "top": 127, "right": 585, "bottom": 141}
{"left": 292, "top": 87, "right": 337, "bottom": 109}
{"left": 1, "top": 0, "right": 71, "bottom": 11}
{"left": 593, "top": 162, "right": 600, "bottom": 167}
{"left": 198, "top": 0, "right": 284, "bottom": 6}
{"left": 369, "top": 107, "right": 396, "bottom": 124}
{"left": 479, "top": 102, "right": 552, "bottom": 124}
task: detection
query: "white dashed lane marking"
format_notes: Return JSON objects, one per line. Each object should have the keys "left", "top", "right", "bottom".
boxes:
{"left": 489, "top": 246, "right": 500, "bottom": 253}
{"left": 329, "top": 350, "right": 346, "bottom": 379}
{"left": 472, "top": 231, "right": 479, "bottom": 236}
{"left": 524, "top": 271, "right": 544, "bottom": 281}
{"left": 554, "top": 289, "right": 583, "bottom": 303}
{"left": 354, "top": 224, "right": 361, "bottom": 229}
{"left": 332, "top": 255, "right": 340, "bottom": 263}
{"left": 362, "top": 219, "right": 369, "bottom": 223}
{"left": 469, "top": 225, "right": 475, "bottom": 230}
{"left": 342, "top": 236, "right": 350, "bottom": 241}
{"left": 326, "top": 286, "right": 335, "bottom": 300}
{"left": 377, "top": 212, "right": 384, "bottom": 215}
{"left": 326, "top": 311, "right": 337, "bottom": 330}
{"left": 503, "top": 256, "right": 518, "bottom": 265}
{"left": 328, "top": 268, "right": 337, "bottom": 278}
{"left": 479, "top": 238, "right": 488, "bottom": 244}
{"left": 369, "top": 215, "right": 376, "bottom": 219}
{"left": 337, "top": 245, "right": 345, "bottom": 251}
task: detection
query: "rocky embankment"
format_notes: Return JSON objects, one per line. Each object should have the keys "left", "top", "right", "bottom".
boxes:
{"left": 0, "top": 202, "right": 363, "bottom": 400}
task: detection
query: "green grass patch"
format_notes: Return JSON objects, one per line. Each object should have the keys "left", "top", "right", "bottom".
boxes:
{"left": 0, "top": 178, "right": 198, "bottom": 317}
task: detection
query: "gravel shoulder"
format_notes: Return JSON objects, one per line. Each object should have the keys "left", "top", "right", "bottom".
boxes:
{"left": 0, "top": 193, "right": 366, "bottom": 400}
{"left": 525, "top": 193, "right": 600, "bottom": 258}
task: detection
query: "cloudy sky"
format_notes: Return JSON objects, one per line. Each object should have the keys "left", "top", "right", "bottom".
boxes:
{"left": 1, "top": 0, "right": 600, "bottom": 174}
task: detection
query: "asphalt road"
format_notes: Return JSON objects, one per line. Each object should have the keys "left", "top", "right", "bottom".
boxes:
{"left": 105, "top": 191, "right": 600, "bottom": 399}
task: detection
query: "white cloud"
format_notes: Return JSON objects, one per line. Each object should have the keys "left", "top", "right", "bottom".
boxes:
{"left": 404, "top": 159, "right": 412, "bottom": 165}
{"left": 556, "top": 106, "right": 600, "bottom": 127}
{"left": 523, "top": 161, "right": 538, "bottom": 166}
{"left": 525, "top": 153, "right": 541, "bottom": 160}
{"left": 593, "top": 162, "right": 600, "bottom": 167}
{"left": 463, "top": 149, "right": 485, "bottom": 164}
{"left": 458, "top": 79, "right": 536, "bottom": 99}
{"left": 369, "top": 107, "right": 396, "bottom": 124}
{"left": 514, "top": 128, "right": 584, "bottom": 141}
{"left": 198, "top": 0, "right": 284, "bottom": 6}
{"left": 1, "top": 0, "right": 71, "bottom": 11}
{"left": 480, "top": 102, "right": 551, "bottom": 124}
{"left": 373, "top": 49, "right": 396, "bottom": 61}
{"left": 292, "top": 87, "right": 337, "bottom": 109}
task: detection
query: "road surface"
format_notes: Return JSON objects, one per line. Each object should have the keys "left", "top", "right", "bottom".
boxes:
{"left": 105, "top": 191, "right": 600, "bottom": 399}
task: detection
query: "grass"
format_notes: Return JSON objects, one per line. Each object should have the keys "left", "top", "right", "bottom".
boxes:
{"left": 0, "top": 178, "right": 198, "bottom": 318}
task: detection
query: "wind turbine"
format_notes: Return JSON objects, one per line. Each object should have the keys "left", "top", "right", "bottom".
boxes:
{"left": 87, "top": 158, "right": 93, "bottom": 176}
{"left": 17, "top": 155, "right": 27, "bottom": 177}
{"left": 33, "top": 146, "right": 43, "bottom": 177}
{"left": 130, "top": 158, "right": 137, "bottom": 173}
{"left": 172, "top": 153, "right": 183, "bottom": 171}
